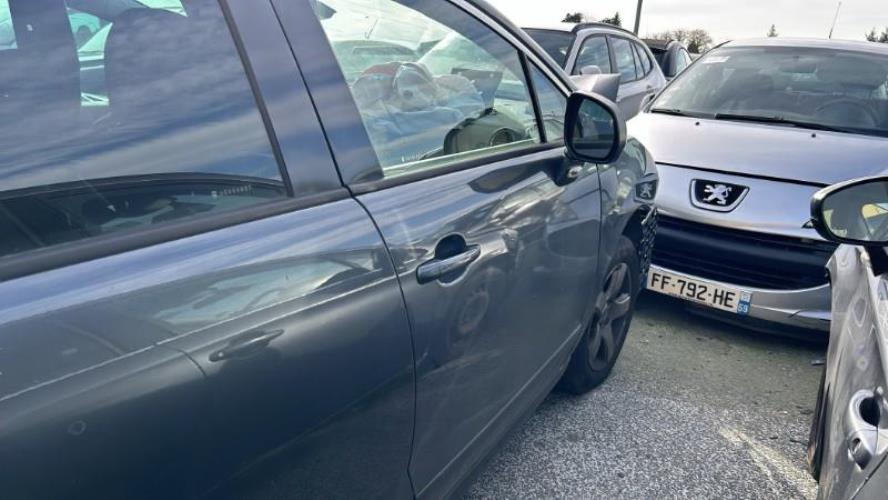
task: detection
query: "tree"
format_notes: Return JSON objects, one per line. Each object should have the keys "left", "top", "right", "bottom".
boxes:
{"left": 866, "top": 27, "right": 878, "bottom": 42}
{"left": 767, "top": 24, "right": 778, "bottom": 37}
{"left": 881, "top": 27, "right": 888, "bottom": 43}
{"left": 649, "top": 28, "right": 713, "bottom": 53}
{"left": 601, "top": 12, "right": 622, "bottom": 27}
{"left": 562, "top": 12, "right": 584, "bottom": 23}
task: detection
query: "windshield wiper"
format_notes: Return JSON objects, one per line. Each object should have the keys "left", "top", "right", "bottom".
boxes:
{"left": 649, "top": 108, "right": 695, "bottom": 117}
{"left": 712, "top": 113, "right": 851, "bottom": 133}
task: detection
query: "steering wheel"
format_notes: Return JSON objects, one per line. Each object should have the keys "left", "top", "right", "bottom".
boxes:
{"left": 815, "top": 99, "right": 880, "bottom": 128}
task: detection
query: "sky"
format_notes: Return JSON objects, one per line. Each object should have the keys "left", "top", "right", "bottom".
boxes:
{"left": 486, "top": 0, "right": 888, "bottom": 44}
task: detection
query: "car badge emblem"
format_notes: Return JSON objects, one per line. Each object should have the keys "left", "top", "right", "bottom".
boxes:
{"left": 690, "top": 179, "right": 749, "bottom": 212}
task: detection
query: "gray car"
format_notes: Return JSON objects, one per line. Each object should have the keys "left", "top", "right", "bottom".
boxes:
{"left": 525, "top": 22, "right": 667, "bottom": 120}
{"left": 630, "top": 38, "right": 888, "bottom": 335}
{"left": 0, "top": 0, "right": 657, "bottom": 497}
{"left": 806, "top": 176, "right": 888, "bottom": 499}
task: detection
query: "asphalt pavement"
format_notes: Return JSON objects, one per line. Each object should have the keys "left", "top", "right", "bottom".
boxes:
{"left": 466, "top": 292, "right": 827, "bottom": 500}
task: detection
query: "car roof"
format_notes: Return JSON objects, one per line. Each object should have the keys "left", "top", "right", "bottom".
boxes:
{"left": 642, "top": 39, "right": 677, "bottom": 51}
{"left": 722, "top": 37, "right": 888, "bottom": 56}
{"left": 523, "top": 21, "right": 639, "bottom": 38}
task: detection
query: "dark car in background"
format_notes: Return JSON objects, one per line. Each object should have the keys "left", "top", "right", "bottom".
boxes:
{"left": 806, "top": 176, "right": 888, "bottom": 499}
{"left": 0, "top": 0, "right": 657, "bottom": 498}
{"left": 643, "top": 38, "right": 693, "bottom": 80}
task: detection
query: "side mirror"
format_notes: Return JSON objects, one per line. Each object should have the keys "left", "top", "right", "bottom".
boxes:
{"left": 579, "top": 65, "right": 602, "bottom": 75}
{"left": 564, "top": 91, "right": 626, "bottom": 164}
{"left": 811, "top": 176, "right": 888, "bottom": 245}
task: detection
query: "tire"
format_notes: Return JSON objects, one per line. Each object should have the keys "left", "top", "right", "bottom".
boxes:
{"left": 807, "top": 367, "right": 828, "bottom": 481}
{"left": 558, "top": 236, "right": 640, "bottom": 394}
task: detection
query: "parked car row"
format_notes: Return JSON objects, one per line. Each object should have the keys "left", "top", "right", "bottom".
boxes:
{"left": 621, "top": 36, "right": 888, "bottom": 500}
{"left": 528, "top": 16, "right": 888, "bottom": 500}
{"left": 0, "top": 0, "right": 884, "bottom": 497}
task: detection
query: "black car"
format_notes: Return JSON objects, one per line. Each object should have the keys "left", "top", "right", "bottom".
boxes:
{"left": 642, "top": 38, "right": 693, "bottom": 80}
{"left": 0, "top": 0, "right": 658, "bottom": 498}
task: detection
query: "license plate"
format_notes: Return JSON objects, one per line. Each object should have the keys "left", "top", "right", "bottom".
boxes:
{"left": 646, "top": 269, "right": 751, "bottom": 315}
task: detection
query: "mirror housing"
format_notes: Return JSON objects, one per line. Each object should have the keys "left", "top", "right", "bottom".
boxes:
{"left": 810, "top": 176, "right": 888, "bottom": 245}
{"left": 569, "top": 73, "right": 621, "bottom": 103}
{"left": 564, "top": 91, "right": 627, "bottom": 164}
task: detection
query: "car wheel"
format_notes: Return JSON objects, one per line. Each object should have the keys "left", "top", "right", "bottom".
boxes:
{"left": 558, "top": 236, "right": 640, "bottom": 394}
{"left": 807, "top": 367, "right": 828, "bottom": 481}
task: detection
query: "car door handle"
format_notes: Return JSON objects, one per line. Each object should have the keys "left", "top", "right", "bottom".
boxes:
{"left": 416, "top": 245, "right": 481, "bottom": 284}
{"left": 209, "top": 329, "right": 284, "bottom": 362}
{"left": 846, "top": 390, "right": 880, "bottom": 469}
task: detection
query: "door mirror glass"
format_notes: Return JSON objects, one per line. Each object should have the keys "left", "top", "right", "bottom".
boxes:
{"left": 812, "top": 177, "right": 888, "bottom": 244}
{"left": 564, "top": 91, "right": 626, "bottom": 163}
{"left": 579, "top": 64, "right": 602, "bottom": 75}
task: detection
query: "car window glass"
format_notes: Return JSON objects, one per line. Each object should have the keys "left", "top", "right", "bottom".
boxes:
{"left": 654, "top": 46, "right": 888, "bottom": 137}
{"left": 530, "top": 66, "right": 567, "bottom": 141}
{"left": 635, "top": 42, "right": 652, "bottom": 75}
{"left": 675, "top": 49, "right": 690, "bottom": 73}
{"left": 573, "top": 35, "right": 611, "bottom": 75}
{"left": 631, "top": 43, "right": 645, "bottom": 78}
{"left": 0, "top": 0, "right": 287, "bottom": 261}
{"left": 611, "top": 37, "right": 638, "bottom": 82}
{"left": 525, "top": 29, "right": 573, "bottom": 67}
{"left": 0, "top": 0, "right": 16, "bottom": 50}
{"left": 316, "top": 0, "right": 541, "bottom": 178}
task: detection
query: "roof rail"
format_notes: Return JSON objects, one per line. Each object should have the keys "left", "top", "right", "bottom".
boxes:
{"left": 571, "top": 22, "right": 637, "bottom": 37}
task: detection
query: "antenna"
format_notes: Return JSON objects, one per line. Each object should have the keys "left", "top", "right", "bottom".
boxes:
{"left": 828, "top": 1, "right": 842, "bottom": 39}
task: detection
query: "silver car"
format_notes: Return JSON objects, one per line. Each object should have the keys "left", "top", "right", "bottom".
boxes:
{"left": 629, "top": 38, "right": 888, "bottom": 334}
{"left": 525, "top": 22, "right": 667, "bottom": 120}
{"left": 806, "top": 176, "right": 888, "bottom": 499}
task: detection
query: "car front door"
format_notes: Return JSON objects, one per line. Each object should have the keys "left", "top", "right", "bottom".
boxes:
{"left": 277, "top": 0, "right": 603, "bottom": 496}
{"left": 0, "top": 0, "right": 415, "bottom": 498}
{"left": 819, "top": 245, "right": 888, "bottom": 499}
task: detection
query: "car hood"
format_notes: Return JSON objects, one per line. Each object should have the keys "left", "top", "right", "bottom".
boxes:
{"left": 628, "top": 113, "right": 888, "bottom": 185}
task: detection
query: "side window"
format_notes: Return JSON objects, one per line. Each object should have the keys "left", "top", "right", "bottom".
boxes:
{"left": 634, "top": 42, "right": 652, "bottom": 75}
{"left": 315, "top": 0, "right": 541, "bottom": 177}
{"left": 572, "top": 35, "right": 611, "bottom": 75}
{"left": 530, "top": 66, "right": 567, "bottom": 141}
{"left": 611, "top": 37, "right": 638, "bottom": 83}
{"left": 676, "top": 49, "right": 692, "bottom": 73}
{"left": 0, "top": 0, "right": 287, "bottom": 261}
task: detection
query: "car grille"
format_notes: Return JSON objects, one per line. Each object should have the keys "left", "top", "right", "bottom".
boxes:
{"left": 652, "top": 216, "right": 836, "bottom": 290}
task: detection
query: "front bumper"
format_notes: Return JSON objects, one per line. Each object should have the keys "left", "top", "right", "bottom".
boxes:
{"left": 648, "top": 263, "right": 831, "bottom": 332}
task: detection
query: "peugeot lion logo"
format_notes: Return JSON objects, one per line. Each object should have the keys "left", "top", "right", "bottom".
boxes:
{"left": 691, "top": 180, "right": 749, "bottom": 212}
{"left": 703, "top": 184, "right": 733, "bottom": 205}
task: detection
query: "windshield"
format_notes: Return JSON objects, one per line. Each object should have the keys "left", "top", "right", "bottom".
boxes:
{"left": 525, "top": 29, "right": 573, "bottom": 66}
{"left": 652, "top": 46, "right": 888, "bottom": 137}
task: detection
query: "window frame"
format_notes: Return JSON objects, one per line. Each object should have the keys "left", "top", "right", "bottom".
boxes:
{"left": 281, "top": 0, "right": 574, "bottom": 195}
{"left": 608, "top": 35, "right": 642, "bottom": 84}
{"left": 0, "top": 0, "right": 346, "bottom": 282}
{"left": 634, "top": 41, "right": 653, "bottom": 77}
{"left": 571, "top": 33, "right": 612, "bottom": 76}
